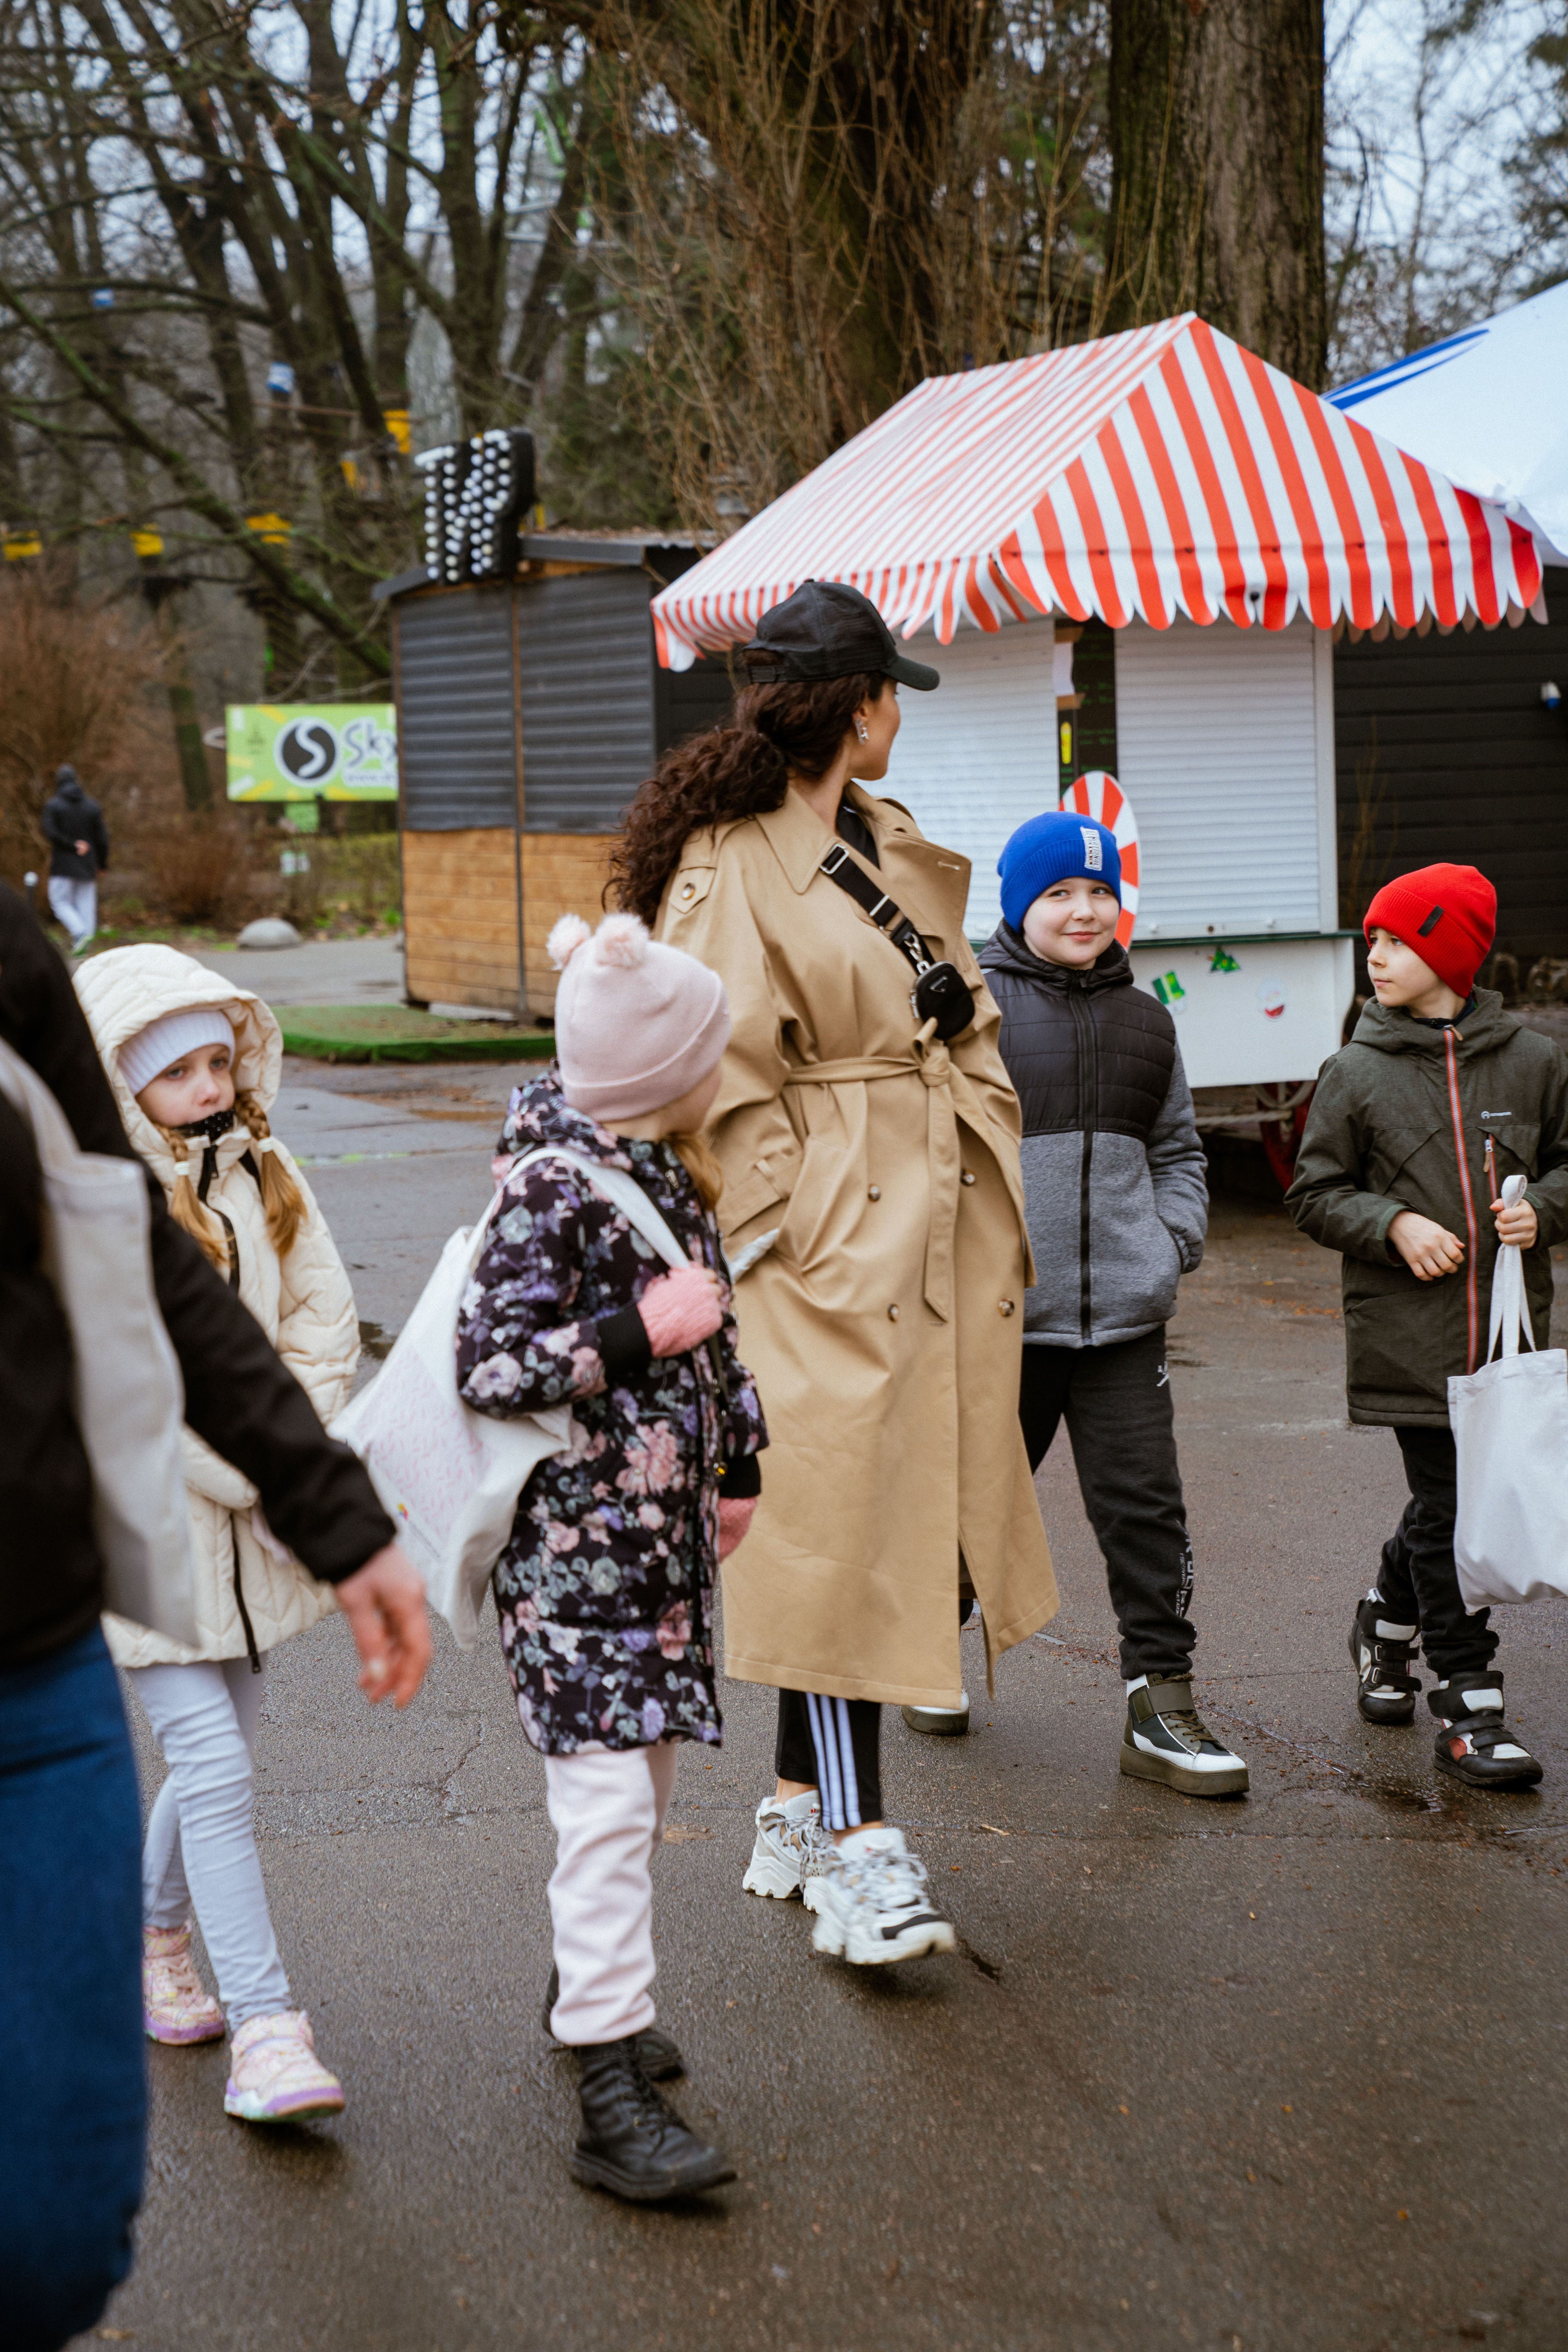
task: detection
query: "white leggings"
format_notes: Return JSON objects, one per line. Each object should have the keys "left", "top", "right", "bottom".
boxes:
{"left": 128, "top": 1658, "right": 292, "bottom": 2032}
{"left": 543, "top": 1741, "right": 679, "bottom": 2047}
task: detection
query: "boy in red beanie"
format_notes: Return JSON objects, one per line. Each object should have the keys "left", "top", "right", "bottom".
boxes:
{"left": 1287, "top": 863, "right": 1568, "bottom": 1789}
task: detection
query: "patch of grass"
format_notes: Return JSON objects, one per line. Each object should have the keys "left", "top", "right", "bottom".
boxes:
{"left": 277, "top": 1004, "right": 555, "bottom": 1064}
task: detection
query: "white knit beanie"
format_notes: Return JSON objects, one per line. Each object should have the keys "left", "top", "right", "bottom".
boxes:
{"left": 548, "top": 913, "right": 729, "bottom": 1122}
{"left": 119, "top": 1007, "right": 235, "bottom": 1098}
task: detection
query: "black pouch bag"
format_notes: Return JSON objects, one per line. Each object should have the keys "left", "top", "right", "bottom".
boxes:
{"left": 818, "top": 844, "right": 976, "bottom": 1042}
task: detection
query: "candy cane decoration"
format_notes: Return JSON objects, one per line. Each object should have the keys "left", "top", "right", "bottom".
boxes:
{"left": 1061, "top": 771, "right": 1140, "bottom": 947}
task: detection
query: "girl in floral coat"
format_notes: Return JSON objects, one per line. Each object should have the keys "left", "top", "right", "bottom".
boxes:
{"left": 456, "top": 911, "right": 765, "bottom": 2204}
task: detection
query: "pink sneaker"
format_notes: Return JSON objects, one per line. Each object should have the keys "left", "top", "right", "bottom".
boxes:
{"left": 143, "top": 1923, "right": 224, "bottom": 2045}
{"left": 224, "top": 2010, "right": 345, "bottom": 2123}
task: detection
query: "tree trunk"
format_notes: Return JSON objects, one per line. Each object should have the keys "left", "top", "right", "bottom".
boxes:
{"left": 1107, "top": 0, "right": 1325, "bottom": 387}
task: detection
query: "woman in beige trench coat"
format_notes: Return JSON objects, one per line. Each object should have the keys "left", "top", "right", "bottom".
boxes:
{"left": 618, "top": 581, "right": 1057, "bottom": 1969}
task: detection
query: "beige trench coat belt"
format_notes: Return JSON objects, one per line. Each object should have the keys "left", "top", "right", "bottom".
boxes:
{"left": 780, "top": 1027, "right": 964, "bottom": 1325}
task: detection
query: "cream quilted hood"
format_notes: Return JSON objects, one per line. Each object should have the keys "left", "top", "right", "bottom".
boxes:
{"left": 74, "top": 945, "right": 358, "bottom": 1668}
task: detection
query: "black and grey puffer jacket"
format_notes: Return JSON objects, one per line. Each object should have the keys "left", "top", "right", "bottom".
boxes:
{"left": 978, "top": 927, "right": 1208, "bottom": 1348}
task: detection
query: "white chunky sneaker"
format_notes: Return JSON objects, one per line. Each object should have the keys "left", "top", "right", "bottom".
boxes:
{"left": 809, "top": 1827, "right": 957, "bottom": 1965}
{"left": 742, "top": 1791, "right": 835, "bottom": 1901}
{"left": 1120, "top": 1674, "right": 1249, "bottom": 1797}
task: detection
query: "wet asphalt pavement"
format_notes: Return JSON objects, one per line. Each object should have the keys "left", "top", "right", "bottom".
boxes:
{"left": 80, "top": 1061, "right": 1568, "bottom": 2352}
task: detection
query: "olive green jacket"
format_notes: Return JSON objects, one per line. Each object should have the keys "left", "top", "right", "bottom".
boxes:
{"left": 1286, "top": 991, "right": 1568, "bottom": 1426}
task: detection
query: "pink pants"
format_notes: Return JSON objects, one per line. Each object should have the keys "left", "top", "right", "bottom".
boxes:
{"left": 543, "top": 1741, "right": 679, "bottom": 2047}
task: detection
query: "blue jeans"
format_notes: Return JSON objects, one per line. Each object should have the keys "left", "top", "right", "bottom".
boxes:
{"left": 0, "top": 1627, "right": 145, "bottom": 2348}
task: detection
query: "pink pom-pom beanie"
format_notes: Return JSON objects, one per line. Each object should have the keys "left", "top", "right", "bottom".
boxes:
{"left": 547, "top": 911, "right": 730, "bottom": 1122}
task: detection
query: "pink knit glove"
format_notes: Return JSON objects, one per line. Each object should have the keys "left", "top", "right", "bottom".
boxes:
{"left": 637, "top": 1263, "right": 725, "bottom": 1357}
{"left": 717, "top": 1495, "right": 758, "bottom": 1560}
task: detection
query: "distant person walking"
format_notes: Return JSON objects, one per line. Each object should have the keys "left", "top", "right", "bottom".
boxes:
{"left": 41, "top": 762, "right": 110, "bottom": 953}
{"left": 628, "top": 580, "right": 1057, "bottom": 1970}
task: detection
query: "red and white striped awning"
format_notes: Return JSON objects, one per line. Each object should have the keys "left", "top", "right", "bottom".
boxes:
{"left": 652, "top": 314, "right": 1544, "bottom": 667}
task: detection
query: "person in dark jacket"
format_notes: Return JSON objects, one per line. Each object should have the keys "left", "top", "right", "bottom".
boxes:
{"left": 978, "top": 809, "right": 1247, "bottom": 1798}
{"left": 0, "top": 882, "right": 430, "bottom": 2350}
{"left": 40, "top": 762, "right": 111, "bottom": 953}
{"left": 1287, "top": 862, "right": 1568, "bottom": 1791}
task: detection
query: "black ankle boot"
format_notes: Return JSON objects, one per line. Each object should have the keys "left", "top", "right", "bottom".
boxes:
{"left": 541, "top": 1966, "right": 684, "bottom": 2080}
{"left": 1349, "top": 1595, "right": 1421, "bottom": 1726}
{"left": 570, "top": 2038, "right": 735, "bottom": 2202}
{"left": 1430, "top": 1673, "right": 1543, "bottom": 1789}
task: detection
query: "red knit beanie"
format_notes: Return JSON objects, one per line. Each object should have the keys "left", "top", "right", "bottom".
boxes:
{"left": 1363, "top": 864, "right": 1496, "bottom": 998}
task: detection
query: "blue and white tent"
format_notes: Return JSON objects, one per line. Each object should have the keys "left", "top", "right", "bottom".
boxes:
{"left": 1330, "top": 281, "right": 1568, "bottom": 564}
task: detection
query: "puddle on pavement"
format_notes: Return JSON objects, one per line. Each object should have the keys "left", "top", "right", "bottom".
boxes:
{"left": 358, "top": 1318, "right": 392, "bottom": 1361}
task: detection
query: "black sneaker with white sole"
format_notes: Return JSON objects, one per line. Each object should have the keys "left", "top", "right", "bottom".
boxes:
{"left": 1430, "top": 1674, "right": 1543, "bottom": 1790}
{"left": 1349, "top": 1593, "right": 1421, "bottom": 1726}
{"left": 901, "top": 1689, "right": 971, "bottom": 1736}
{"left": 1120, "top": 1675, "right": 1249, "bottom": 1797}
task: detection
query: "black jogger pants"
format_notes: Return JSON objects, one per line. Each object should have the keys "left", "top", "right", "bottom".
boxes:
{"left": 1018, "top": 1325, "right": 1195, "bottom": 1682}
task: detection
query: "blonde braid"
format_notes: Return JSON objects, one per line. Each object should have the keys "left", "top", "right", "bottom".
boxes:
{"left": 153, "top": 1126, "right": 229, "bottom": 1273}
{"left": 234, "top": 1089, "right": 307, "bottom": 1258}
{"left": 669, "top": 1130, "right": 724, "bottom": 1214}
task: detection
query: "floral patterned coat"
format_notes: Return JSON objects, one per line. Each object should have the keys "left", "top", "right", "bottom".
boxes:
{"left": 455, "top": 1074, "right": 766, "bottom": 1755}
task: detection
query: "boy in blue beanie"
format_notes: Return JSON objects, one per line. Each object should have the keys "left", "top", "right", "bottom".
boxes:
{"left": 974, "top": 810, "right": 1247, "bottom": 1798}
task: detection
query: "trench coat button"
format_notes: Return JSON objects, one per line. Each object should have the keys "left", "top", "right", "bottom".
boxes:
{"left": 998, "top": 1299, "right": 1015, "bottom": 1317}
{"left": 677, "top": 880, "right": 697, "bottom": 902}
{"left": 960, "top": 1169, "right": 976, "bottom": 1186}
{"left": 887, "top": 1303, "right": 900, "bottom": 1321}
{"left": 868, "top": 1184, "right": 881, "bottom": 1200}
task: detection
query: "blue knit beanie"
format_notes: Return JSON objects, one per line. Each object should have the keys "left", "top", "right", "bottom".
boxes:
{"left": 998, "top": 810, "right": 1122, "bottom": 931}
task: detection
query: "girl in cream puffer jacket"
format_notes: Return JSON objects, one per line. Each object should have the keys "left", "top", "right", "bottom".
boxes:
{"left": 76, "top": 943, "right": 359, "bottom": 2123}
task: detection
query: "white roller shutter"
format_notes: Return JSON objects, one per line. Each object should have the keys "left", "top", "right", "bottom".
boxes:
{"left": 880, "top": 618, "right": 1057, "bottom": 938}
{"left": 1114, "top": 616, "right": 1330, "bottom": 938}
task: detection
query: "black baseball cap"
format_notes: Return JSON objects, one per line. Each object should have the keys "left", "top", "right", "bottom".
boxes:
{"left": 742, "top": 579, "right": 941, "bottom": 691}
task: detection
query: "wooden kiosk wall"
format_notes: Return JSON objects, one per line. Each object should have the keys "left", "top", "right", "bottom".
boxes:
{"left": 392, "top": 553, "right": 730, "bottom": 1019}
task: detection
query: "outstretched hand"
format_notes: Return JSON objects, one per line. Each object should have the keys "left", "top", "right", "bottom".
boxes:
{"left": 335, "top": 1543, "right": 431, "bottom": 1708}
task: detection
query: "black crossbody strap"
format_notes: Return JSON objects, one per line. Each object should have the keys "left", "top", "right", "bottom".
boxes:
{"left": 818, "top": 843, "right": 936, "bottom": 980}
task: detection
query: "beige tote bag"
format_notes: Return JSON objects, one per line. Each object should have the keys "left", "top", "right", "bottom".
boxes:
{"left": 0, "top": 1035, "right": 196, "bottom": 1645}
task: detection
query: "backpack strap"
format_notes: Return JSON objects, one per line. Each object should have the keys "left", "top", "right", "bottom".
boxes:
{"left": 498, "top": 1146, "right": 688, "bottom": 1269}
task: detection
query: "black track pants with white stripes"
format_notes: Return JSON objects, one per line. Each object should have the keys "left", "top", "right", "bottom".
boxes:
{"left": 775, "top": 1690, "right": 882, "bottom": 1830}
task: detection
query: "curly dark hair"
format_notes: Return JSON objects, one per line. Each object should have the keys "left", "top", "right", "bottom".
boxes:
{"left": 609, "top": 672, "right": 889, "bottom": 925}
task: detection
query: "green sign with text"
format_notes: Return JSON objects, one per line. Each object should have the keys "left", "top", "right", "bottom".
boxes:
{"left": 225, "top": 704, "right": 398, "bottom": 801}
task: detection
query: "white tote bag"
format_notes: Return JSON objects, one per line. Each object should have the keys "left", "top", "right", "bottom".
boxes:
{"left": 1450, "top": 1174, "right": 1568, "bottom": 1610}
{"left": 332, "top": 1146, "right": 689, "bottom": 1649}
{"left": 0, "top": 1036, "right": 196, "bottom": 1645}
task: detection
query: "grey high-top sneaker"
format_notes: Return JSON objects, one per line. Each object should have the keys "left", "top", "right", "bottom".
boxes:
{"left": 1120, "top": 1674, "right": 1249, "bottom": 1797}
